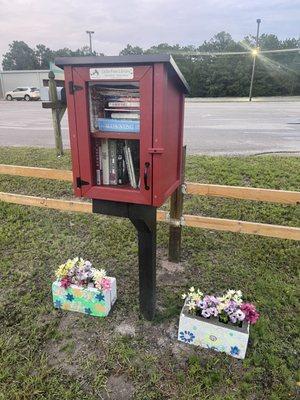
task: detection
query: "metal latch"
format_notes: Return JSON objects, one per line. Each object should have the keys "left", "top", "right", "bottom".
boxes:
{"left": 69, "top": 82, "right": 83, "bottom": 95}
{"left": 76, "top": 177, "right": 89, "bottom": 188}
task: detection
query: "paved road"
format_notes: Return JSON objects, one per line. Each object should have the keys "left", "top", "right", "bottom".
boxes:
{"left": 0, "top": 100, "right": 299, "bottom": 155}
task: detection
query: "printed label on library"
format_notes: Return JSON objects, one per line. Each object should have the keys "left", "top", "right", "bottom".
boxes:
{"left": 90, "top": 68, "right": 134, "bottom": 80}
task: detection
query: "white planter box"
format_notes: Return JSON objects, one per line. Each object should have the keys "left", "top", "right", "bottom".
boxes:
{"left": 52, "top": 277, "right": 117, "bottom": 317}
{"left": 178, "top": 300, "right": 249, "bottom": 359}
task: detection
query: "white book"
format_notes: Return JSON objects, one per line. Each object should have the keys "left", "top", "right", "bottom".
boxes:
{"left": 124, "top": 141, "right": 137, "bottom": 189}
{"left": 101, "top": 139, "right": 109, "bottom": 185}
{"left": 111, "top": 113, "right": 140, "bottom": 120}
{"left": 108, "top": 101, "right": 140, "bottom": 108}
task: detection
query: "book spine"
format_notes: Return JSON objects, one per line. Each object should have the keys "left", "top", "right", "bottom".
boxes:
{"left": 111, "top": 113, "right": 140, "bottom": 120}
{"left": 124, "top": 141, "right": 137, "bottom": 189}
{"left": 94, "top": 140, "right": 101, "bottom": 185}
{"left": 98, "top": 118, "right": 140, "bottom": 133}
{"left": 116, "top": 140, "right": 125, "bottom": 185}
{"left": 101, "top": 139, "right": 109, "bottom": 185}
{"left": 108, "top": 101, "right": 140, "bottom": 108}
{"left": 108, "top": 140, "right": 117, "bottom": 185}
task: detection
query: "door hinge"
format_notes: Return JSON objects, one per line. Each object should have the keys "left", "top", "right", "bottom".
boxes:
{"left": 76, "top": 177, "right": 89, "bottom": 188}
{"left": 69, "top": 81, "right": 83, "bottom": 95}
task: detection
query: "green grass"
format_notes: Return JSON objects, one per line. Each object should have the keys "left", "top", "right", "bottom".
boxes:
{"left": 0, "top": 147, "right": 299, "bottom": 400}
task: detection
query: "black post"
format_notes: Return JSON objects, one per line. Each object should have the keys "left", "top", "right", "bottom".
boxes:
{"left": 92, "top": 200, "right": 157, "bottom": 320}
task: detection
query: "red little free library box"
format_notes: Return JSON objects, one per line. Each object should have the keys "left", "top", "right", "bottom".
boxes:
{"left": 55, "top": 55, "right": 189, "bottom": 207}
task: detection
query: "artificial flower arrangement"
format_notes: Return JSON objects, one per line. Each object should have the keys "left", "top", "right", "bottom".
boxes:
{"left": 52, "top": 257, "right": 117, "bottom": 317}
{"left": 178, "top": 288, "right": 259, "bottom": 359}
{"left": 182, "top": 288, "right": 259, "bottom": 326}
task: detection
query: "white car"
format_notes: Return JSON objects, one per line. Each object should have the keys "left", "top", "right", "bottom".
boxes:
{"left": 5, "top": 87, "right": 40, "bottom": 101}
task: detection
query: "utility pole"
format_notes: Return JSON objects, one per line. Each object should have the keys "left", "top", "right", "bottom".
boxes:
{"left": 86, "top": 30, "right": 95, "bottom": 54}
{"left": 249, "top": 18, "right": 261, "bottom": 101}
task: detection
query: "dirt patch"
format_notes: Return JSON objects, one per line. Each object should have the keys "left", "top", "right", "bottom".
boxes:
{"left": 157, "top": 259, "right": 188, "bottom": 286}
{"left": 102, "top": 375, "right": 135, "bottom": 400}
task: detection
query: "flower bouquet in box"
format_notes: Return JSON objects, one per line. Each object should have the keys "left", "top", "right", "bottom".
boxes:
{"left": 52, "top": 257, "right": 117, "bottom": 317}
{"left": 178, "top": 288, "right": 259, "bottom": 359}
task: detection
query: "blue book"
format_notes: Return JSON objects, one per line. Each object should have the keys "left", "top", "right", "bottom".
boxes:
{"left": 98, "top": 118, "right": 140, "bottom": 133}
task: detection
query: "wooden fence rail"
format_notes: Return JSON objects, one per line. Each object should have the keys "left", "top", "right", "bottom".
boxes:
{"left": 0, "top": 164, "right": 299, "bottom": 241}
{"left": 1, "top": 164, "right": 299, "bottom": 204}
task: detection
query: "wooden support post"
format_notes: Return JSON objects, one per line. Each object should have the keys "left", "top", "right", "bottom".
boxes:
{"left": 168, "top": 146, "right": 186, "bottom": 262}
{"left": 48, "top": 71, "right": 64, "bottom": 156}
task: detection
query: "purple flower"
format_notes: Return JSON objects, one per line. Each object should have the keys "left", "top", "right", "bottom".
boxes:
{"left": 235, "top": 309, "right": 245, "bottom": 321}
{"left": 202, "top": 309, "right": 211, "bottom": 318}
{"left": 229, "top": 314, "right": 237, "bottom": 324}
{"left": 197, "top": 300, "right": 206, "bottom": 308}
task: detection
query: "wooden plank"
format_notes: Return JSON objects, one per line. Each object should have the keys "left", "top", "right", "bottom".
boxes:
{"left": 0, "top": 192, "right": 91, "bottom": 214}
{"left": 168, "top": 146, "right": 186, "bottom": 262}
{"left": 182, "top": 214, "right": 300, "bottom": 241}
{"left": 186, "top": 182, "right": 300, "bottom": 205}
{"left": 48, "top": 71, "right": 63, "bottom": 156}
{"left": 0, "top": 192, "right": 299, "bottom": 240}
{"left": 0, "top": 164, "right": 73, "bottom": 182}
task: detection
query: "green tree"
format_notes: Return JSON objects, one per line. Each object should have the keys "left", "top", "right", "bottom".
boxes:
{"left": 35, "top": 44, "right": 54, "bottom": 69}
{"left": 119, "top": 44, "right": 144, "bottom": 55}
{"left": 2, "top": 41, "right": 38, "bottom": 70}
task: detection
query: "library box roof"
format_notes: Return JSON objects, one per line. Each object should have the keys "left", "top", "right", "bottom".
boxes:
{"left": 55, "top": 54, "right": 190, "bottom": 94}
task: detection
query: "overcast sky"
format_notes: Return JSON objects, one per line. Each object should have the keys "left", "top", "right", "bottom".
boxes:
{"left": 0, "top": 0, "right": 299, "bottom": 63}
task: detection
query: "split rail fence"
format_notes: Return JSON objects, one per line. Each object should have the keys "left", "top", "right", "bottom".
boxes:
{"left": 0, "top": 164, "right": 299, "bottom": 246}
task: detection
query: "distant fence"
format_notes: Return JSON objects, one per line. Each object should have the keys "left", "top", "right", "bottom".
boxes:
{"left": 0, "top": 164, "right": 299, "bottom": 241}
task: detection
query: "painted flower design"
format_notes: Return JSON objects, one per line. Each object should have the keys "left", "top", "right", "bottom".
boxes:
{"left": 95, "top": 293, "right": 105, "bottom": 302}
{"left": 54, "top": 299, "right": 62, "bottom": 308}
{"left": 179, "top": 330, "right": 195, "bottom": 343}
{"left": 230, "top": 346, "right": 240, "bottom": 356}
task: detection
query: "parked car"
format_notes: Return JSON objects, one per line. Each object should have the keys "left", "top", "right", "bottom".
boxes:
{"left": 5, "top": 87, "right": 40, "bottom": 101}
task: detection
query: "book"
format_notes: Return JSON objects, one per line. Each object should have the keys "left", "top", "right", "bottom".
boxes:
{"left": 110, "top": 113, "right": 140, "bottom": 120}
{"left": 124, "top": 141, "right": 137, "bottom": 189}
{"left": 116, "top": 140, "right": 127, "bottom": 185}
{"left": 108, "top": 140, "right": 117, "bottom": 185}
{"left": 94, "top": 140, "right": 101, "bottom": 185}
{"left": 108, "top": 101, "right": 140, "bottom": 108}
{"left": 101, "top": 139, "right": 109, "bottom": 185}
{"left": 98, "top": 118, "right": 140, "bottom": 133}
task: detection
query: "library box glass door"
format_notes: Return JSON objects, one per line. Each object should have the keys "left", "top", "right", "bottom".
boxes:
{"left": 72, "top": 66, "right": 153, "bottom": 205}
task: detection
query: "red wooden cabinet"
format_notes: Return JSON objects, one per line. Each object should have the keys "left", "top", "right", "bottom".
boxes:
{"left": 56, "top": 55, "right": 189, "bottom": 207}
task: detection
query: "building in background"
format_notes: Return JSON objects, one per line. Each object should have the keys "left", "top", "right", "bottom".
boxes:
{"left": 0, "top": 70, "right": 49, "bottom": 98}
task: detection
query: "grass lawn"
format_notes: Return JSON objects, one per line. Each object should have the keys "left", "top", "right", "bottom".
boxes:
{"left": 0, "top": 147, "right": 299, "bottom": 400}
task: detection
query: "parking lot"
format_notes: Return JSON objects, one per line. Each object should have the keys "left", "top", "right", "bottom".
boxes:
{"left": 0, "top": 99, "right": 299, "bottom": 155}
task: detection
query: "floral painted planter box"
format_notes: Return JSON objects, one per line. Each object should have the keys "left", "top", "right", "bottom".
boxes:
{"left": 178, "top": 300, "right": 249, "bottom": 359}
{"left": 52, "top": 277, "right": 117, "bottom": 317}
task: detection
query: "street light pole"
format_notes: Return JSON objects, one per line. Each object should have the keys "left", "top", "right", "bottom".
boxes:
{"left": 249, "top": 19, "right": 261, "bottom": 101}
{"left": 86, "top": 30, "right": 95, "bottom": 54}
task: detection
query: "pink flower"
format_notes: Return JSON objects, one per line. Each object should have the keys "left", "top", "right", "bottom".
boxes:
{"left": 240, "top": 303, "right": 259, "bottom": 325}
{"left": 60, "top": 277, "right": 71, "bottom": 289}
{"left": 100, "top": 277, "right": 111, "bottom": 291}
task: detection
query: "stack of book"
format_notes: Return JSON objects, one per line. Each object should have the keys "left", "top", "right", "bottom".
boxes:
{"left": 94, "top": 139, "right": 139, "bottom": 189}
{"left": 89, "top": 85, "right": 140, "bottom": 133}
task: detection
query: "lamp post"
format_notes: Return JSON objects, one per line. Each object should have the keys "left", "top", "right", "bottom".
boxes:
{"left": 249, "top": 19, "right": 261, "bottom": 101}
{"left": 86, "top": 30, "right": 95, "bottom": 54}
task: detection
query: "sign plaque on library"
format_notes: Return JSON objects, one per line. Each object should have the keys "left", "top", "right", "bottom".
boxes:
{"left": 55, "top": 54, "right": 189, "bottom": 320}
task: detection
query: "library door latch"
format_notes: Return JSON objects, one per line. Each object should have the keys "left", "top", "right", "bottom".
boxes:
{"left": 68, "top": 82, "right": 83, "bottom": 95}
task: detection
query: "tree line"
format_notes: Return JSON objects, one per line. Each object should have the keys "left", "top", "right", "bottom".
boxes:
{"left": 2, "top": 32, "right": 300, "bottom": 97}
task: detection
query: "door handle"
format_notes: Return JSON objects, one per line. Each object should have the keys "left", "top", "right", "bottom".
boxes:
{"left": 144, "top": 162, "right": 150, "bottom": 190}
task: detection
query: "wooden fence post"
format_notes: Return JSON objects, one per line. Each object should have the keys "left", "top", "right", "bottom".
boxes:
{"left": 168, "top": 146, "right": 186, "bottom": 262}
{"left": 48, "top": 71, "right": 64, "bottom": 156}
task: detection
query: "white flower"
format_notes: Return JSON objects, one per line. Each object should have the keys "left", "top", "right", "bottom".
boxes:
{"left": 182, "top": 293, "right": 187, "bottom": 299}
{"left": 190, "top": 286, "right": 195, "bottom": 293}
{"left": 92, "top": 268, "right": 107, "bottom": 281}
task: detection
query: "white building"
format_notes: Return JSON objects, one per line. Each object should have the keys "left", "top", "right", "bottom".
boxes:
{"left": 0, "top": 70, "right": 50, "bottom": 98}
